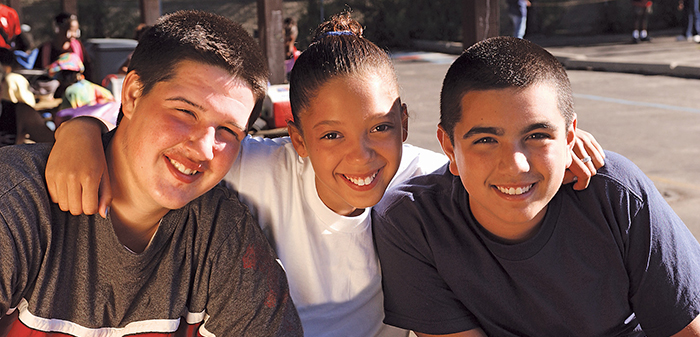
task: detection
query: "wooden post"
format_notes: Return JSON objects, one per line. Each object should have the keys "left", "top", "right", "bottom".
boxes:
{"left": 140, "top": 0, "right": 161, "bottom": 25}
{"left": 462, "top": 0, "right": 499, "bottom": 48}
{"left": 61, "top": 0, "right": 78, "bottom": 15}
{"left": 7, "top": 0, "right": 21, "bottom": 20}
{"left": 257, "top": 0, "right": 285, "bottom": 85}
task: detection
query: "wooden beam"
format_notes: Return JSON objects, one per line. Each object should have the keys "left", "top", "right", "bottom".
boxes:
{"left": 462, "top": 0, "right": 499, "bottom": 48}
{"left": 257, "top": 0, "right": 285, "bottom": 85}
{"left": 61, "top": 0, "right": 77, "bottom": 15}
{"left": 140, "top": 0, "right": 161, "bottom": 25}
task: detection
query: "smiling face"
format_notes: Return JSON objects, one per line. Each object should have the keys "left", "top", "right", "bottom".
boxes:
{"left": 289, "top": 74, "right": 407, "bottom": 216}
{"left": 438, "top": 84, "right": 576, "bottom": 241}
{"left": 114, "top": 59, "right": 254, "bottom": 212}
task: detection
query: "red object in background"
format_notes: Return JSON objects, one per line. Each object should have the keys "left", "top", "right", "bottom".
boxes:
{"left": 262, "top": 84, "right": 293, "bottom": 129}
{"left": 270, "top": 100, "right": 292, "bottom": 128}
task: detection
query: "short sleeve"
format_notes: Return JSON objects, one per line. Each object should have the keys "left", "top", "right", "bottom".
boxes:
{"left": 0, "top": 146, "right": 49, "bottom": 316}
{"left": 372, "top": 194, "right": 480, "bottom": 334}
{"left": 626, "top": 181, "right": 700, "bottom": 336}
{"left": 201, "top": 205, "right": 302, "bottom": 336}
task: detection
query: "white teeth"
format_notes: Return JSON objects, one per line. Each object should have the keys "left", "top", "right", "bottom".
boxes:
{"left": 345, "top": 171, "right": 378, "bottom": 186}
{"left": 497, "top": 184, "right": 533, "bottom": 195}
{"left": 169, "top": 158, "right": 198, "bottom": 175}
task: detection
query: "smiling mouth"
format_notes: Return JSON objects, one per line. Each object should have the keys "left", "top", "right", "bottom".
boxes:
{"left": 169, "top": 157, "right": 199, "bottom": 176}
{"left": 496, "top": 184, "right": 534, "bottom": 196}
{"left": 343, "top": 170, "right": 379, "bottom": 187}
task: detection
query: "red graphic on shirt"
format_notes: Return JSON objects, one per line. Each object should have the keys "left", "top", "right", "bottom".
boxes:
{"left": 242, "top": 245, "right": 256, "bottom": 269}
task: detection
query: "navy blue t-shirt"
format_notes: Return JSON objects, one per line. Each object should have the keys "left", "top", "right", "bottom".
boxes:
{"left": 372, "top": 151, "right": 700, "bottom": 336}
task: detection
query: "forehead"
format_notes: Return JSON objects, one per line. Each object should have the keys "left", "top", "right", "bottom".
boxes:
{"left": 315, "top": 74, "right": 398, "bottom": 108}
{"left": 458, "top": 84, "right": 563, "bottom": 127}
{"left": 153, "top": 60, "right": 254, "bottom": 120}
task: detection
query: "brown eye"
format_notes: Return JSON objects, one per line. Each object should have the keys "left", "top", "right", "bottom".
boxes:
{"left": 321, "top": 132, "right": 339, "bottom": 140}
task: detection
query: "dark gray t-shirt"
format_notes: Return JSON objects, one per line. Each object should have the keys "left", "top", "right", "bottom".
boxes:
{"left": 373, "top": 151, "right": 700, "bottom": 337}
{"left": 0, "top": 143, "right": 303, "bottom": 336}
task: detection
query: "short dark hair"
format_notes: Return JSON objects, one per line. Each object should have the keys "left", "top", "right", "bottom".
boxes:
{"left": 288, "top": 12, "right": 398, "bottom": 132}
{"left": 127, "top": 10, "right": 268, "bottom": 105}
{"left": 440, "top": 36, "right": 574, "bottom": 142}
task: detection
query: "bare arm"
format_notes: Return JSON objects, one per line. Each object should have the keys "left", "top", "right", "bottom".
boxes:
{"left": 45, "top": 116, "right": 111, "bottom": 217}
{"left": 564, "top": 128, "right": 605, "bottom": 190}
{"left": 415, "top": 328, "right": 487, "bottom": 337}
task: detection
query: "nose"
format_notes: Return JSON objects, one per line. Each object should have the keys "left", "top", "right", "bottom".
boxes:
{"left": 346, "top": 135, "right": 374, "bottom": 164}
{"left": 499, "top": 144, "right": 530, "bottom": 175}
{"left": 189, "top": 126, "right": 216, "bottom": 161}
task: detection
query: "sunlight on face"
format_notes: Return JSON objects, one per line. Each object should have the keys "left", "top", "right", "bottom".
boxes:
{"left": 289, "top": 74, "right": 407, "bottom": 216}
{"left": 439, "top": 84, "right": 575, "bottom": 241}
{"left": 117, "top": 60, "right": 255, "bottom": 212}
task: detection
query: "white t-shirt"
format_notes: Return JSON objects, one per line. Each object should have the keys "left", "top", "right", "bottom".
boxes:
{"left": 224, "top": 136, "right": 448, "bottom": 337}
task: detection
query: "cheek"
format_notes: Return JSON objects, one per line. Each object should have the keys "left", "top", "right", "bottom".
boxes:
{"left": 213, "top": 142, "right": 240, "bottom": 167}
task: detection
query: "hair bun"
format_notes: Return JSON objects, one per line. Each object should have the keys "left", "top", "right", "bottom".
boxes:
{"left": 312, "top": 12, "right": 363, "bottom": 42}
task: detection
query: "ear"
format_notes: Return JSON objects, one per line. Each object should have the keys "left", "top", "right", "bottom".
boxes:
{"left": 120, "top": 71, "right": 142, "bottom": 120}
{"left": 287, "top": 121, "right": 309, "bottom": 158}
{"left": 565, "top": 114, "right": 577, "bottom": 167}
{"left": 437, "top": 124, "right": 460, "bottom": 176}
{"left": 401, "top": 103, "right": 408, "bottom": 142}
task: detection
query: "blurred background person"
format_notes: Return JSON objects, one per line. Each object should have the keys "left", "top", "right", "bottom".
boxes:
{"left": 0, "top": 67, "right": 53, "bottom": 147}
{"left": 13, "top": 24, "right": 39, "bottom": 69}
{"left": 508, "top": 0, "right": 531, "bottom": 39}
{"left": 283, "top": 17, "right": 301, "bottom": 81}
{"left": 36, "top": 12, "right": 91, "bottom": 79}
{"left": 0, "top": 47, "right": 35, "bottom": 107}
{"left": 631, "top": 0, "right": 653, "bottom": 42}
{"left": 48, "top": 52, "right": 113, "bottom": 110}
{"left": 0, "top": 2, "right": 20, "bottom": 50}
{"left": 678, "top": 0, "right": 700, "bottom": 41}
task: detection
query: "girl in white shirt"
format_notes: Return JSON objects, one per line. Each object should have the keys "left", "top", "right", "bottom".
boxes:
{"left": 44, "top": 13, "right": 604, "bottom": 337}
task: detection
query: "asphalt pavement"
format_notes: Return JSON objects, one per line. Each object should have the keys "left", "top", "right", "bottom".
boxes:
{"left": 411, "top": 29, "right": 700, "bottom": 79}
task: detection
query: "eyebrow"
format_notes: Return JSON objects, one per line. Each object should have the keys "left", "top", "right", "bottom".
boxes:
{"left": 166, "top": 96, "right": 246, "bottom": 132}
{"left": 166, "top": 96, "right": 205, "bottom": 111}
{"left": 463, "top": 126, "right": 503, "bottom": 139}
{"left": 311, "top": 109, "right": 396, "bottom": 130}
{"left": 462, "top": 122, "right": 557, "bottom": 139}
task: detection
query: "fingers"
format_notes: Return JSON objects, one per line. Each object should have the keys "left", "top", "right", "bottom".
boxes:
{"left": 572, "top": 137, "right": 597, "bottom": 176}
{"left": 98, "top": 171, "right": 113, "bottom": 219}
{"left": 80, "top": 175, "right": 100, "bottom": 216}
{"left": 566, "top": 154, "right": 594, "bottom": 190}
{"left": 575, "top": 129, "right": 605, "bottom": 169}
{"left": 567, "top": 128, "right": 607, "bottom": 191}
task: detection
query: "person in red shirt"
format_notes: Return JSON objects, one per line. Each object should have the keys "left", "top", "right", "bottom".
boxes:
{"left": 0, "top": 4, "right": 20, "bottom": 49}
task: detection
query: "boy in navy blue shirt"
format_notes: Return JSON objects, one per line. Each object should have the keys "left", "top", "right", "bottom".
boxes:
{"left": 373, "top": 36, "right": 700, "bottom": 337}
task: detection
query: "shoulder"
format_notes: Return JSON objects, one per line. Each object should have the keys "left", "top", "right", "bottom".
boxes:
{"left": 186, "top": 184, "right": 251, "bottom": 224}
{"left": 0, "top": 144, "right": 53, "bottom": 239}
{"left": 234, "top": 136, "right": 298, "bottom": 175}
{"left": 0, "top": 144, "right": 52, "bottom": 195}
{"left": 241, "top": 135, "right": 293, "bottom": 157}
{"left": 588, "top": 151, "right": 656, "bottom": 204}
{"left": 391, "top": 144, "right": 449, "bottom": 187}
{"left": 376, "top": 163, "right": 454, "bottom": 219}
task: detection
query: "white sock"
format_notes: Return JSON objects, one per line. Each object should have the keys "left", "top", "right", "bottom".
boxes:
{"left": 633, "top": 30, "right": 640, "bottom": 39}
{"left": 641, "top": 30, "right": 648, "bottom": 38}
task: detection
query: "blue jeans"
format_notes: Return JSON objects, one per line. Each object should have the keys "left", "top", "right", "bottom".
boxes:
{"left": 510, "top": 13, "right": 527, "bottom": 39}
{"left": 686, "top": 0, "right": 700, "bottom": 37}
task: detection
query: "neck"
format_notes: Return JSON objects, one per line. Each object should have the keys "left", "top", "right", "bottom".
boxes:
{"left": 107, "top": 132, "right": 168, "bottom": 253}
{"left": 471, "top": 203, "right": 547, "bottom": 244}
